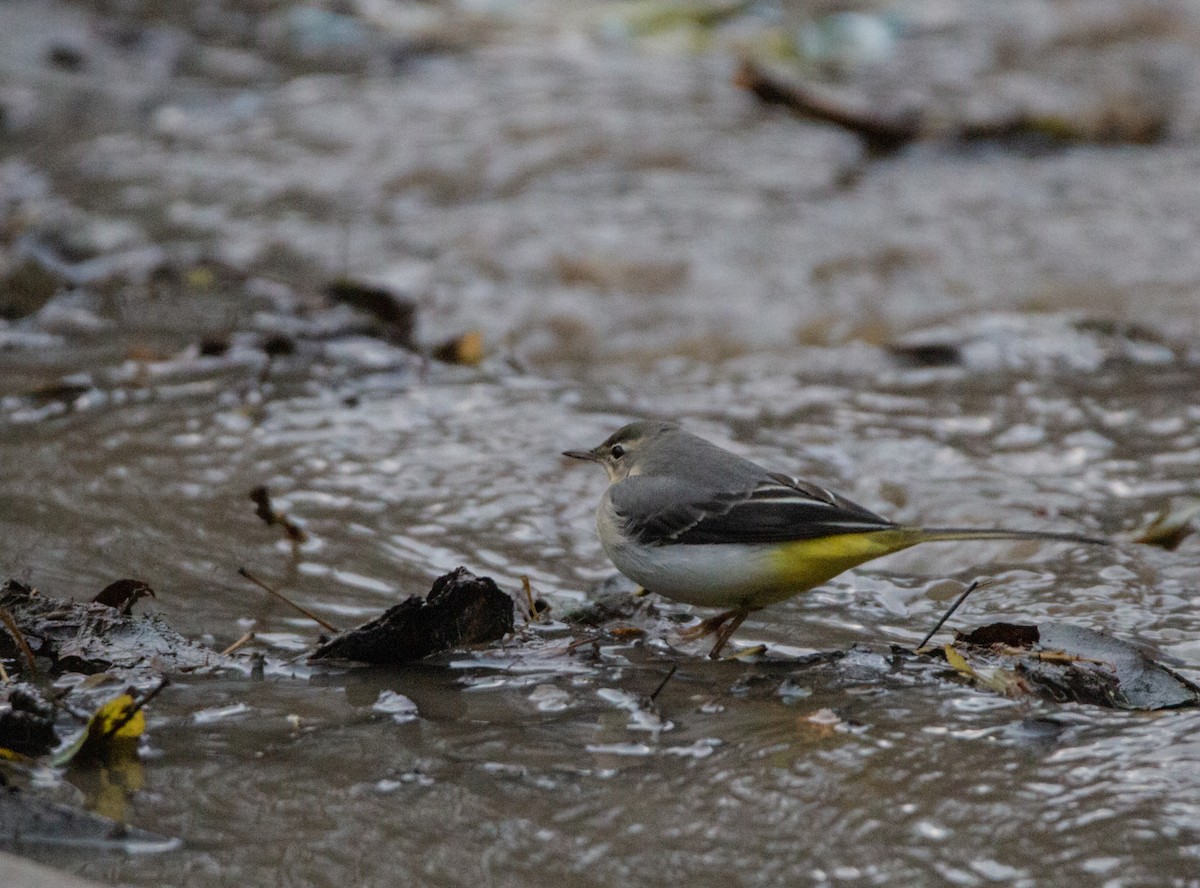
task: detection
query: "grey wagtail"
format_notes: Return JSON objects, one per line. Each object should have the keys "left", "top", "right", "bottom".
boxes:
{"left": 564, "top": 419, "right": 1108, "bottom": 658}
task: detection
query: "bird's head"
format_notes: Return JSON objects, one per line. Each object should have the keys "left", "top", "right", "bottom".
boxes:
{"left": 563, "top": 419, "right": 680, "bottom": 482}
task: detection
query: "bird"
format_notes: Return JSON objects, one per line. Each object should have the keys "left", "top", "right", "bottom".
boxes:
{"left": 564, "top": 419, "right": 1108, "bottom": 658}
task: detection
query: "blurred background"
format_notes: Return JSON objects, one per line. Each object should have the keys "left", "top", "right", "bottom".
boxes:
{"left": 4, "top": 0, "right": 1200, "bottom": 373}
{"left": 2, "top": 2, "right": 1200, "bottom": 886}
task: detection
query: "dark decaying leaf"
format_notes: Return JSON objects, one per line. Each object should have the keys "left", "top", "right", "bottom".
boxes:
{"left": 260, "top": 333, "right": 296, "bottom": 358}
{"left": 198, "top": 336, "right": 230, "bottom": 357}
{"left": 954, "top": 621, "right": 1200, "bottom": 710}
{"left": 325, "top": 278, "right": 416, "bottom": 346}
{"left": 885, "top": 341, "right": 964, "bottom": 368}
{"left": 956, "top": 623, "right": 1039, "bottom": 647}
{"left": 248, "top": 486, "right": 308, "bottom": 544}
{"left": 93, "top": 580, "right": 156, "bottom": 614}
{"left": 310, "top": 567, "right": 515, "bottom": 664}
{"left": 0, "top": 685, "right": 58, "bottom": 757}
{"left": 0, "top": 258, "right": 62, "bottom": 321}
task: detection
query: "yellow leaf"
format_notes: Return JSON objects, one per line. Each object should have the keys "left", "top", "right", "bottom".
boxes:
{"left": 52, "top": 692, "right": 145, "bottom": 766}
{"left": 945, "top": 644, "right": 1022, "bottom": 697}
{"left": 944, "top": 644, "right": 976, "bottom": 678}
{"left": 90, "top": 694, "right": 145, "bottom": 741}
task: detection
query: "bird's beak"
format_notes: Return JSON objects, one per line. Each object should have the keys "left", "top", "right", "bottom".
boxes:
{"left": 563, "top": 448, "right": 602, "bottom": 462}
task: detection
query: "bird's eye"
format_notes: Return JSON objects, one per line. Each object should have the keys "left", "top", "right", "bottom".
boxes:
{"left": 610, "top": 444, "right": 626, "bottom": 459}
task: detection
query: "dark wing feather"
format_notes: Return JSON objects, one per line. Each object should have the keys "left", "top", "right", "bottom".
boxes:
{"left": 611, "top": 472, "right": 896, "bottom": 546}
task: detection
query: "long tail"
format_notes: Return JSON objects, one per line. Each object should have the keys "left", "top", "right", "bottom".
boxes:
{"left": 915, "top": 527, "right": 1109, "bottom": 546}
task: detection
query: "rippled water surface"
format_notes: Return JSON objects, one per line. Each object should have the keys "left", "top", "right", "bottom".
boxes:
{"left": 3, "top": 0, "right": 1200, "bottom": 885}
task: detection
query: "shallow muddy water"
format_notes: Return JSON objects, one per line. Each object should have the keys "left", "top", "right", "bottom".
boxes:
{"left": 2, "top": 1, "right": 1200, "bottom": 886}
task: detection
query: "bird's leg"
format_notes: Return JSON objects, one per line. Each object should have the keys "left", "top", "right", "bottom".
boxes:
{"left": 677, "top": 609, "right": 736, "bottom": 642}
{"left": 706, "top": 609, "right": 752, "bottom": 659}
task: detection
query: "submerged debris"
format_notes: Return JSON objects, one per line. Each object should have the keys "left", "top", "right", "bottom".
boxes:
{"left": 885, "top": 341, "right": 963, "bottom": 368}
{"left": 563, "top": 579, "right": 657, "bottom": 628}
{"left": 735, "top": 58, "right": 1169, "bottom": 153}
{"left": 0, "top": 684, "right": 58, "bottom": 758}
{"left": 0, "top": 677, "right": 171, "bottom": 843}
{"left": 249, "top": 486, "right": 308, "bottom": 545}
{"left": 0, "top": 580, "right": 232, "bottom": 677}
{"left": 0, "top": 788, "right": 178, "bottom": 852}
{"left": 734, "top": 60, "right": 918, "bottom": 154}
{"left": 886, "top": 312, "right": 1183, "bottom": 375}
{"left": 310, "top": 568, "right": 515, "bottom": 664}
{"left": 0, "top": 258, "right": 63, "bottom": 321}
{"left": 325, "top": 278, "right": 416, "bottom": 347}
{"left": 1133, "top": 502, "right": 1200, "bottom": 551}
{"left": 944, "top": 621, "right": 1200, "bottom": 710}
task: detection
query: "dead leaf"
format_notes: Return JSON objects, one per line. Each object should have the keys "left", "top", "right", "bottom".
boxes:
{"left": 952, "top": 622, "right": 1200, "bottom": 709}
{"left": 249, "top": 486, "right": 308, "bottom": 544}
{"left": 1133, "top": 502, "right": 1200, "bottom": 550}
{"left": 432, "top": 329, "right": 484, "bottom": 366}
{"left": 93, "top": 580, "right": 156, "bottom": 614}
{"left": 53, "top": 692, "right": 145, "bottom": 767}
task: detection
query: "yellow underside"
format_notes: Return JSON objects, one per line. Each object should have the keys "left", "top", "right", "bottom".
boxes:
{"left": 761, "top": 528, "right": 928, "bottom": 603}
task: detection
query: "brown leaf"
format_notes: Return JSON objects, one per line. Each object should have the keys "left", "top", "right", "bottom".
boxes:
{"left": 93, "top": 580, "right": 156, "bottom": 614}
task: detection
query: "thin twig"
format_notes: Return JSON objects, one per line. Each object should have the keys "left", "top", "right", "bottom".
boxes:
{"left": 562, "top": 634, "right": 603, "bottom": 653}
{"left": 520, "top": 575, "right": 541, "bottom": 623}
{"left": 238, "top": 567, "right": 340, "bottom": 634}
{"left": 995, "top": 646, "right": 1112, "bottom": 668}
{"left": 733, "top": 59, "right": 920, "bottom": 154}
{"left": 917, "top": 580, "right": 988, "bottom": 651}
{"left": 221, "top": 630, "right": 257, "bottom": 656}
{"left": 0, "top": 660, "right": 9, "bottom": 683}
{"left": 648, "top": 663, "right": 678, "bottom": 704}
{"left": 0, "top": 606, "right": 37, "bottom": 676}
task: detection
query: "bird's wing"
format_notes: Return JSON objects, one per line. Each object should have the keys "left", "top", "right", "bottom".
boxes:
{"left": 610, "top": 472, "right": 896, "bottom": 546}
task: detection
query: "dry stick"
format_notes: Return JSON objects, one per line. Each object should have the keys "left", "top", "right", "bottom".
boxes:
{"left": 0, "top": 660, "right": 9, "bottom": 684}
{"left": 0, "top": 606, "right": 37, "bottom": 676}
{"left": 221, "top": 630, "right": 257, "bottom": 657}
{"left": 648, "top": 663, "right": 678, "bottom": 704}
{"left": 733, "top": 59, "right": 920, "bottom": 154}
{"left": 237, "top": 567, "right": 340, "bottom": 634}
{"left": 917, "top": 580, "right": 986, "bottom": 651}
{"left": 1001, "top": 647, "right": 1110, "bottom": 667}
{"left": 520, "top": 575, "right": 540, "bottom": 623}
{"left": 562, "top": 634, "right": 603, "bottom": 653}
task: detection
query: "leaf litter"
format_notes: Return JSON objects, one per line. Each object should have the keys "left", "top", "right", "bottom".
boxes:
{"left": 0, "top": 494, "right": 1197, "bottom": 858}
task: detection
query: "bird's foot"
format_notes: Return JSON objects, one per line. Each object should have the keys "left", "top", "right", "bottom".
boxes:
{"left": 705, "top": 609, "right": 752, "bottom": 659}
{"left": 677, "top": 610, "right": 737, "bottom": 642}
